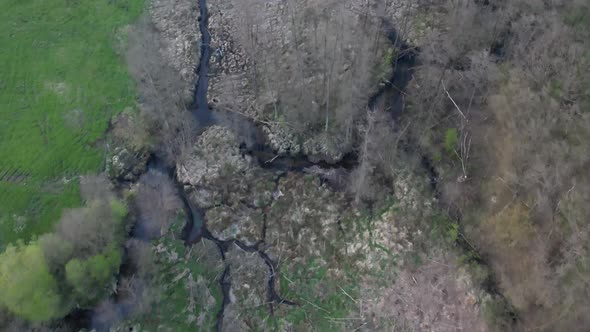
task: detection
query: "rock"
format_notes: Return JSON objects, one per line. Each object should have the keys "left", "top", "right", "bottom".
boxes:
{"left": 150, "top": 0, "right": 201, "bottom": 99}
{"left": 106, "top": 146, "right": 149, "bottom": 182}
{"left": 176, "top": 126, "right": 252, "bottom": 187}
{"left": 222, "top": 243, "right": 269, "bottom": 331}
{"left": 107, "top": 109, "right": 150, "bottom": 182}
{"left": 206, "top": 205, "right": 264, "bottom": 245}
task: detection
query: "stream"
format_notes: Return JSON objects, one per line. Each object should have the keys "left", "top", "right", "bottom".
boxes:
{"left": 190, "top": 0, "right": 214, "bottom": 127}
{"left": 155, "top": 2, "right": 519, "bottom": 330}
{"left": 151, "top": 0, "right": 418, "bottom": 329}
{"left": 85, "top": 0, "right": 419, "bottom": 330}
{"left": 177, "top": 0, "right": 299, "bottom": 329}
{"left": 176, "top": 2, "right": 420, "bottom": 328}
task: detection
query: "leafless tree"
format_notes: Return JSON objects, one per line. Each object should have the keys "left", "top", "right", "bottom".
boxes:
{"left": 80, "top": 174, "right": 113, "bottom": 203}
{"left": 133, "top": 169, "right": 183, "bottom": 239}
{"left": 55, "top": 200, "right": 121, "bottom": 259}
{"left": 349, "top": 106, "right": 400, "bottom": 204}
{"left": 228, "top": 0, "right": 390, "bottom": 144}
{"left": 126, "top": 15, "right": 197, "bottom": 164}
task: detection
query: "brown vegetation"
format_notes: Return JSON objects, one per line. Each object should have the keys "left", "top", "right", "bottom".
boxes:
{"left": 126, "top": 15, "right": 197, "bottom": 165}
{"left": 133, "top": 169, "right": 183, "bottom": 239}
{"left": 398, "top": 0, "right": 590, "bottom": 330}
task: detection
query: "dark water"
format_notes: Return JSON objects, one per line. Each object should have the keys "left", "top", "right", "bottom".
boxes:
{"left": 368, "top": 20, "right": 418, "bottom": 117}
{"left": 190, "top": 0, "right": 214, "bottom": 126}
{"left": 176, "top": 0, "right": 215, "bottom": 244}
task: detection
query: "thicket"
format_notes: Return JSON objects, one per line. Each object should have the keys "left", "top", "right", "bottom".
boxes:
{"left": 125, "top": 15, "right": 197, "bottom": 166}
{"left": 0, "top": 176, "right": 127, "bottom": 324}
{"left": 397, "top": 0, "right": 590, "bottom": 330}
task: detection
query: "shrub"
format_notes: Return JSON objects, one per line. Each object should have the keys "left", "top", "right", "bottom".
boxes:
{"left": 66, "top": 246, "right": 122, "bottom": 304}
{"left": 444, "top": 128, "right": 459, "bottom": 155}
{"left": 430, "top": 215, "right": 459, "bottom": 245}
{"left": 0, "top": 243, "right": 63, "bottom": 322}
{"left": 483, "top": 295, "right": 516, "bottom": 330}
{"left": 0, "top": 181, "right": 129, "bottom": 322}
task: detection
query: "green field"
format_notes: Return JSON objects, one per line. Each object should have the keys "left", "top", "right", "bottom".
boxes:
{"left": 0, "top": 0, "right": 144, "bottom": 248}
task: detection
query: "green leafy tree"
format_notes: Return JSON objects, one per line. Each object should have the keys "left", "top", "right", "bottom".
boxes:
{"left": 66, "top": 246, "right": 122, "bottom": 304}
{"left": 0, "top": 243, "right": 63, "bottom": 322}
{"left": 0, "top": 179, "right": 129, "bottom": 323}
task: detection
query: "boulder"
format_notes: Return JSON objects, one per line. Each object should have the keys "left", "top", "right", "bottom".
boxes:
{"left": 150, "top": 0, "right": 201, "bottom": 99}
{"left": 176, "top": 126, "right": 252, "bottom": 187}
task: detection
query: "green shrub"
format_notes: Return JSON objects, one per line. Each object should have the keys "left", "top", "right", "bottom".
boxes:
{"left": 66, "top": 246, "right": 122, "bottom": 304}
{"left": 377, "top": 48, "right": 395, "bottom": 84}
{"left": 0, "top": 190, "right": 129, "bottom": 322}
{"left": 430, "top": 214, "right": 459, "bottom": 245}
{"left": 0, "top": 243, "right": 63, "bottom": 322}
{"left": 444, "top": 128, "right": 459, "bottom": 154}
{"left": 483, "top": 295, "right": 516, "bottom": 330}
{"left": 111, "top": 199, "right": 129, "bottom": 223}
{"left": 564, "top": 5, "right": 590, "bottom": 28}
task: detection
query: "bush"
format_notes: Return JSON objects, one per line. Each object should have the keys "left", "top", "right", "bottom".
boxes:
{"left": 430, "top": 214, "right": 459, "bottom": 245}
{"left": 66, "top": 246, "right": 122, "bottom": 304}
{"left": 483, "top": 295, "right": 516, "bottom": 330}
{"left": 0, "top": 178, "right": 129, "bottom": 322}
{"left": 0, "top": 243, "right": 63, "bottom": 322}
{"left": 444, "top": 128, "right": 459, "bottom": 155}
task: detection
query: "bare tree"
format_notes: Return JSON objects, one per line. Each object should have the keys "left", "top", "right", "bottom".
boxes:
{"left": 126, "top": 15, "right": 197, "bottom": 165}
{"left": 351, "top": 109, "right": 376, "bottom": 205}
{"left": 55, "top": 200, "right": 122, "bottom": 259}
{"left": 228, "top": 0, "right": 390, "bottom": 143}
{"left": 133, "top": 169, "right": 183, "bottom": 239}
{"left": 349, "top": 106, "right": 400, "bottom": 204}
{"left": 80, "top": 174, "right": 113, "bottom": 203}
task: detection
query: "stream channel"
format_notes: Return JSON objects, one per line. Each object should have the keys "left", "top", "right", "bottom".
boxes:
{"left": 88, "top": 0, "right": 418, "bottom": 330}
{"left": 174, "top": 1, "right": 418, "bottom": 328}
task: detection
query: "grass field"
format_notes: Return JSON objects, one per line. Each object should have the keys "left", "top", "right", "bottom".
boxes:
{"left": 0, "top": 0, "right": 144, "bottom": 248}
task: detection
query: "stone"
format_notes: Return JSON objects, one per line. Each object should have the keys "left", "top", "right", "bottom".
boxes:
{"left": 106, "top": 146, "right": 149, "bottom": 182}
{"left": 150, "top": 0, "right": 201, "bottom": 99}
{"left": 222, "top": 243, "right": 269, "bottom": 331}
{"left": 206, "top": 205, "right": 264, "bottom": 245}
{"left": 176, "top": 126, "right": 252, "bottom": 187}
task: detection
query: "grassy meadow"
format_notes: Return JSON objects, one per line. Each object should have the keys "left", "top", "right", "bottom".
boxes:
{"left": 0, "top": 0, "right": 144, "bottom": 247}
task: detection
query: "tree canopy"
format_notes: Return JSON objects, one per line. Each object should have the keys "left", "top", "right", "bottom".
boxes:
{"left": 0, "top": 243, "right": 63, "bottom": 322}
{"left": 0, "top": 176, "right": 128, "bottom": 322}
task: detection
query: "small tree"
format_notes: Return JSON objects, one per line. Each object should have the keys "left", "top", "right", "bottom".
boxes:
{"left": 0, "top": 243, "right": 63, "bottom": 322}
{"left": 65, "top": 246, "right": 122, "bottom": 304}
{"left": 134, "top": 169, "right": 183, "bottom": 239}
{"left": 0, "top": 179, "right": 130, "bottom": 322}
